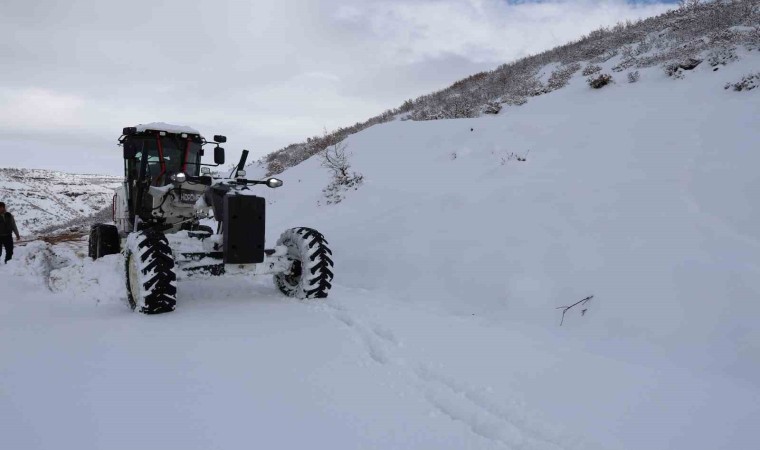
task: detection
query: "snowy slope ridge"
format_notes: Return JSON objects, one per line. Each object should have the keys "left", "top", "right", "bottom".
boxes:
{"left": 261, "top": 0, "right": 759, "bottom": 175}
{"left": 0, "top": 168, "right": 122, "bottom": 234}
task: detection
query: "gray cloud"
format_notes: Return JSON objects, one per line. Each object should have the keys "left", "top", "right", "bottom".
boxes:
{"left": 0, "top": 0, "right": 672, "bottom": 174}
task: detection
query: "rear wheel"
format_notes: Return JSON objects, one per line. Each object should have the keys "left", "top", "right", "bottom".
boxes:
{"left": 88, "top": 224, "right": 120, "bottom": 260}
{"left": 125, "top": 230, "right": 177, "bottom": 314}
{"left": 274, "top": 227, "right": 334, "bottom": 299}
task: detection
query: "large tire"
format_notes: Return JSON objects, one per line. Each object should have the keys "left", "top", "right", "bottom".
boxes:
{"left": 274, "top": 227, "right": 334, "bottom": 299}
{"left": 125, "top": 230, "right": 177, "bottom": 314}
{"left": 88, "top": 224, "right": 120, "bottom": 260}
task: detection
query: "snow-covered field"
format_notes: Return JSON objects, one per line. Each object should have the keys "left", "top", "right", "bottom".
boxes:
{"left": 2, "top": 48, "right": 759, "bottom": 449}
{"left": 0, "top": 168, "right": 122, "bottom": 233}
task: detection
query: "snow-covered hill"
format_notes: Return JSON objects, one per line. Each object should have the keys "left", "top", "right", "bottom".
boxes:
{"left": 0, "top": 168, "right": 122, "bottom": 234}
{"left": 260, "top": 47, "right": 760, "bottom": 450}
{"left": 2, "top": 6, "right": 759, "bottom": 450}
{"left": 262, "top": 0, "right": 759, "bottom": 175}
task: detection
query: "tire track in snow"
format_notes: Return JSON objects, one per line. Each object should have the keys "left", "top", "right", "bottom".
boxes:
{"left": 332, "top": 309, "right": 391, "bottom": 365}
{"left": 324, "top": 298, "right": 574, "bottom": 450}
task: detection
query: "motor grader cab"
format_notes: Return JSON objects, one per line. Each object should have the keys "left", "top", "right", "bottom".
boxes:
{"left": 89, "top": 123, "right": 334, "bottom": 314}
{"left": 118, "top": 124, "right": 226, "bottom": 233}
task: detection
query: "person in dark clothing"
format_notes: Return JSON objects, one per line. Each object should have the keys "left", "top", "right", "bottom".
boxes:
{"left": 0, "top": 202, "right": 21, "bottom": 263}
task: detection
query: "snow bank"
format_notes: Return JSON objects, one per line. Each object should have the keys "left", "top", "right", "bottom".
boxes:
{"left": 5, "top": 240, "right": 124, "bottom": 305}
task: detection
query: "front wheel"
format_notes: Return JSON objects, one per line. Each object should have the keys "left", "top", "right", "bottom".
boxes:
{"left": 274, "top": 228, "right": 334, "bottom": 299}
{"left": 125, "top": 230, "right": 177, "bottom": 314}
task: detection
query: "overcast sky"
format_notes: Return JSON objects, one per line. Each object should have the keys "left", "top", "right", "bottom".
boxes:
{"left": 0, "top": 0, "right": 676, "bottom": 175}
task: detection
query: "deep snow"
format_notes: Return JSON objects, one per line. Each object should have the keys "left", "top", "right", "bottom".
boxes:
{"left": 2, "top": 48, "right": 759, "bottom": 450}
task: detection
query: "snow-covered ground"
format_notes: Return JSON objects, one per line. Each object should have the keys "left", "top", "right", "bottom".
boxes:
{"left": 2, "top": 48, "right": 759, "bottom": 450}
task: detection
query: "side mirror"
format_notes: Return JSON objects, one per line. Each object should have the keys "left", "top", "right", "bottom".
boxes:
{"left": 123, "top": 142, "right": 137, "bottom": 159}
{"left": 266, "top": 178, "right": 283, "bottom": 188}
{"left": 214, "top": 147, "right": 225, "bottom": 165}
{"left": 213, "top": 135, "right": 227, "bottom": 143}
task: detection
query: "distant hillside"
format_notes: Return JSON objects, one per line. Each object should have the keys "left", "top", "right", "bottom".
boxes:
{"left": 260, "top": 0, "right": 759, "bottom": 175}
{"left": 0, "top": 168, "right": 122, "bottom": 234}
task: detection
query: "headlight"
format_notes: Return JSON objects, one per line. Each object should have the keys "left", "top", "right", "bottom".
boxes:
{"left": 266, "top": 178, "right": 283, "bottom": 188}
{"left": 171, "top": 172, "right": 187, "bottom": 184}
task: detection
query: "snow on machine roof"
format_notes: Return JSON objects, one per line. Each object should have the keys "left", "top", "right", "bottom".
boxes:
{"left": 134, "top": 122, "right": 201, "bottom": 135}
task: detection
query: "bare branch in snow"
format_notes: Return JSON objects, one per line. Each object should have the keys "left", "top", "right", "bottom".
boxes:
{"left": 556, "top": 295, "right": 594, "bottom": 326}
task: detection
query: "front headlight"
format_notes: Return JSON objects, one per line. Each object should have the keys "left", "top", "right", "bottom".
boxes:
{"left": 170, "top": 172, "right": 187, "bottom": 184}
{"left": 266, "top": 178, "right": 283, "bottom": 188}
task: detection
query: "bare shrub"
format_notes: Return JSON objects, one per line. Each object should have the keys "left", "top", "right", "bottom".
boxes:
{"left": 496, "top": 152, "right": 516, "bottom": 166}
{"left": 266, "top": 160, "right": 284, "bottom": 177}
{"left": 492, "top": 149, "right": 530, "bottom": 165}
{"left": 501, "top": 95, "right": 527, "bottom": 106}
{"left": 582, "top": 64, "right": 602, "bottom": 76}
{"left": 320, "top": 140, "right": 364, "bottom": 205}
{"left": 725, "top": 73, "right": 760, "bottom": 91}
{"left": 547, "top": 62, "right": 581, "bottom": 90}
{"left": 556, "top": 295, "right": 595, "bottom": 326}
{"left": 635, "top": 39, "right": 653, "bottom": 55}
{"left": 664, "top": 58, "right": 703, "bottom": 78}
{"left": 587, "top": 73, "right": 613, "bottom": 89}
{"left": 482, "top": 101, "right": 502, "bottom": 115}
{"left": 627, "top": 71, "right": 641, "bottom": 83}
{"left": 590, "top": 49, "right": 619, "bottom": 64}
{"left": 678, "top": 0, "right": 700, "bottom": 9}
{"left": 664, "top": 62, "right": 682, "bottom": 78}
{"left": 708, "top": 46, "right": 738, "bottom": 69}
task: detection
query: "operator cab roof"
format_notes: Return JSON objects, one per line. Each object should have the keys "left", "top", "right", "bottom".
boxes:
{"left": 134, "top": 122, "right": 202, "bottom": 136}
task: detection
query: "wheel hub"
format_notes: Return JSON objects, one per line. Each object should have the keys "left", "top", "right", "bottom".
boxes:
{"left": 283, "top": 259, "right": 302, "bottom": 287}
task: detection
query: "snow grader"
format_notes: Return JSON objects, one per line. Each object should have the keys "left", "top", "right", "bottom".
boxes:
{"left": 88, "top": 123, "right": 333, "bottom": 314}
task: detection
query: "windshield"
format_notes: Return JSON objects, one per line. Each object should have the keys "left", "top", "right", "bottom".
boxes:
{"left": 160, "top": 134, "right": 202, "bottom": 177}
{"left": 126, "top": 135, "right": 203, "bottom": 186}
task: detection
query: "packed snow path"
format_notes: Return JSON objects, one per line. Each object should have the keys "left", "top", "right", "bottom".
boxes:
{"left": 1, "top": 234, "right": 757, "bottom": 450}
{"left": 1, "top": 244, "right": 581, "bottom": 450}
